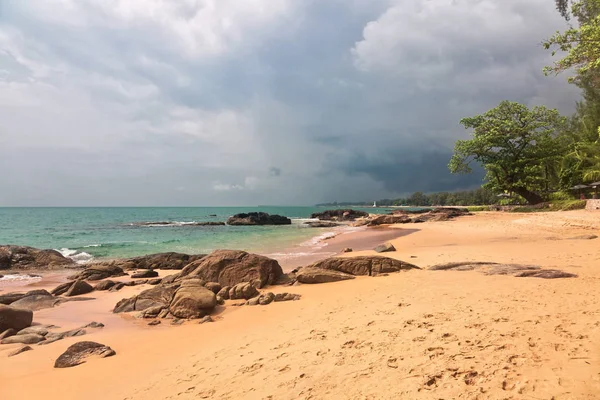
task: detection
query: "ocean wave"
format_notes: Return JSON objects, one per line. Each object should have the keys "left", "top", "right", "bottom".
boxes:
{"left": 83, "top": 244, "right": 102, "bottom": 248}
{"left": 300, "top": 231, "right": 338, "bottom": 248}
{"left": 265, "top": 251, "right": 337, "bottom": 259}
{"left": 129, "top": 221, "right": 225, "bottom": 227}
{"left": 57, "top": 248, "right": 94, "bottom": 264}
{"left": 0, "top": 274, "right": 42, "bottom": 283}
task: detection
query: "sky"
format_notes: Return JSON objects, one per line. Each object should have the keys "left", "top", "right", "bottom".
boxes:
{"left": 0, "top": 0, "right": 581, "bottom": 206}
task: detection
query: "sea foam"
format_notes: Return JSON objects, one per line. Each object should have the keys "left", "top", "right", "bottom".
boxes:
{"left": 57, "top": 248, "right": 94, "bottom": 264}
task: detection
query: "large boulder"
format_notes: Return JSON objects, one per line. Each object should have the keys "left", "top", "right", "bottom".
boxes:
{"left": 54, "top": 341, "right": 116, "bottom": 368}
{"left": 68, "top": 264, "right": 126, "bottom": 281}
{"left": 368, "top": 215, "right": 412, "bottom": 226}
{"left": 296, "top": 267, "right": 356, "bottom": 284}
{"left": 310, "top": 209, "right": 369, "bottom": 221}
{"left": 226, "top": 212, "right": 291, "bottom": 226}
{"left": 374, "top": 243, "right": 396, "bottom": 253}
{"left": 0, "top": 245, "right": 73, "bottom": 270}
{"left": 178, "top": 250, "right": 283, "bottom": 288}
{"left": 113, "top": 284, "right": 178, "bottom": 313}
{"left": 64, "top": 280, "right": 94, "bottom": 297}
{"left": 0, "top": 305, "right": 33, "bottom": 332}
{"left": 169, "top": 279, "right": 217, "bottom": 319}
{"left": 308, "top": 256, "right": 420, "bottom": 276}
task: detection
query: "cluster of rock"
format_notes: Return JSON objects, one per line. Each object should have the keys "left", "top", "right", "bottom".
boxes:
{"left": 226, "top": 212, "right": 291, "bottom": 226}
{"left": 0, "top": 245, "right": 73, "bottom": 270}
{"left": 429, "top": 262, "right": 577, "bottom": 279}
{"left": 311, "top": 209, "right": 369, "bottom": 221}
{"left": 368, "top": 208, "right": 471, "bottom": 226}
{"left": 79, "top": 252, "right": 206, "bottom": 274}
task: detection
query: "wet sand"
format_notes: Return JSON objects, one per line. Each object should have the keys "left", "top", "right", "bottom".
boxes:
{"left": 2, "top": 211, "right": 600, "bottom": 399}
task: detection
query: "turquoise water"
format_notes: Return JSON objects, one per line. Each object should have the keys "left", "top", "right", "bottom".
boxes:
{"left": 0, "top": 207, "right": 392, "bottom": 262}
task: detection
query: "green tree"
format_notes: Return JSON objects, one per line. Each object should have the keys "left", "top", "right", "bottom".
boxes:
{"left": 449, "top": 101, "right": 567, "bottom": 204}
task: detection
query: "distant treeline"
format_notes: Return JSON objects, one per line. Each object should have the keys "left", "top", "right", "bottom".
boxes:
{"left": 316, "top": 188, "right": 498, "bottom": 207}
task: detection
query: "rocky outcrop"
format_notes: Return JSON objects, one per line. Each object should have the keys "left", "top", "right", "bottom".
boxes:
{"left": 296, "top": 267, "right": 356, "bottom": 284}
{"left": 310, "top": 209, "right": 369, "bottom": 221}
{"left": 178, "top": 250, "right": 283, "bottom": 288}
{"left": 226, "top": 212, "right": 291, "bottom": 226}
{"left": 307, "top": 256, "right": 420, "bottom": 277}
{"left": 304, "top": 221, "right": 340, "bottom": 228}
{"left": 68, "top": 264, "right": 126, "bottom": 281}
{"left": 429, "top": 262, "right": 577, "bottom": 279}
{"left": 374, "top": 243, "right": 396, "bottom": 253}
{"left": 133, "top": 221, "right": 225, "bottom": 226}
{"left": 80, "top": 252, "right": 206, "bottom": 274}
{"left": 131, "top": 269, "right": 159, "bottom": 279}
{"left": 0, "top": 245, "right": 73, "bottom": 270}
{"left": 169, "top": 279, "right": 217, "bottom": 319}
{"left": 368, "top": 215, "right": 412, "bottom": 226}
{"left": 54, "top": 341, "right": 116, "bottom": 368}
{"left": 0, "top": 305, "right": 33, "bottom": 332}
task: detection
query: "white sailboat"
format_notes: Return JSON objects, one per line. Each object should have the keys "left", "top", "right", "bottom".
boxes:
{"left": 372, "top": 201, "right": 377, "bottom": 208}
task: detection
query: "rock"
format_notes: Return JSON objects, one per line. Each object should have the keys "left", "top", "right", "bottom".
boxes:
{"left": 82, "top": 252, "right": 206, "bottom": 272}
{"left": 141, "top": 306, "right": 165, "bottom": 318}
{"left": 2, "top": 333, "right": 45, "bottom": 344}
{"left": 274, "top": 293, "right": 301, "bottom": 302}
{"left": 132, "top": 279, "right": 148, "bottom": 286}
{"left": 0, "top": 328, "right": 16, "bottom": 340}
{"left": 515, "top": 269, "right": 578, "bottom": 279}
{"left": 54, "top": 341, "right": 116, "bottom": 368}
{"left": 429, "top": 262, "right": 577, "bottom": 279}
{"left": 169, "top": 279, "right": 217, "bottom": 319}
{"left": 108, "top": 282, "right": 126, "bottom": 292}
{"left": 94, "top": 280, "right": 116, "bottom": 291}
{"left": 131, "top": 269, "right": 159, "bottom": 279}
{"left": 148, "top": 320, "right": 161, "bottom": 326}
{"left": 226, "top": 212, "right": 291, "bottom": 226}
{"left": 147, "top": 278, "right": 162, "bottom": 285}
{"left": 8, "top": 293, "right": 58, "bottom": 311}
{"left": 216, "top": 295, "right": 225, "bottom": 305}
{"left": 374, "top": 243, "right": 396, "bottom": 253}
{"left": 368, "top": 215, "right": 412, "bottom": 226}
{"left": 296, "top": 267, "right": 356, "bottom": 284}
{"left": 84, "top": 322, "right": 104, "bottom": 329}
{"left": 204, "top": 282, "right": 222, "bottom": 294}
{"left": 68, "top": 264, "right": 126, "bottom": 281}
{"left": 17, "top": 326, "right": 49, "bottom": 336}
{"left": 0, "top": 305, "right": 33, "bottom": 332}
{"left": 113, "top": 284, "right": 178, "bottom": 313}
{"left": 178, "top": 250, "right": 283, "bottom": 288}
{"left": 161, "top": 274, "right": 180, "bottom": 284}
{"left": 304, "top": 221, "right": 341, "bottom": 228}
{"left": 310, "top": 209, "right": 369, "bottom": 221}
{"left": 64, "top": 280, "right": 94, "bottom": 297}
{"left": 198, "top": 316, "right": 213, "bottom": 324}
{"left": 8, "top": 345, "right": 32, "bottom": 357}
{"left": 258, "top": 292, "right": 275, "bottom": 305}
{"left": 307, "top": 256, "right": 420, "bottom": 277}
{"left": 217, "top": 286, "right": 231, "bottom": 300}
{"left": 51, "top": 282, "right": 73, "bottom": 296}
{"left": 342, "top": 248, "right": 353, "bottom": 253}
{"left": 0, "top": 289, "right": 52, "bottom": 305}
{"left": 247, "top": 297, "right": 260, "bottom": 306}
{"left": 568, "top": 235, "right": 598, "bottom": 240}
{"left": 157, "top": 309, "right": 170, "bottom": 319}
{"left": 171, "top": 319, "right": 184, "bottom": 325}
{"left": 229, "top": 282, "right": 259, "bottom": 300}
{"left": 0, "top": 245, "right": 73, "bottom": 270}
{"left": 412, "top": 207, "right": 471, "bottom": 223}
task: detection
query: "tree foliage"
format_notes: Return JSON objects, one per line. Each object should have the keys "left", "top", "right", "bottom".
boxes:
{"left": 449, "top": 101, "right": 566, "bottom": 204}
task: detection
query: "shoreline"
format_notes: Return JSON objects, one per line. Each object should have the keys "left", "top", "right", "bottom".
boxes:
{"left": 2, "top": 210, "right": 599, "bottom": 399}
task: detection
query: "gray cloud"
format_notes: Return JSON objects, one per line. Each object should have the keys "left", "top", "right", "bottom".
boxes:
{"left": 0, "top": 0, "right": 581, "bottom": 206}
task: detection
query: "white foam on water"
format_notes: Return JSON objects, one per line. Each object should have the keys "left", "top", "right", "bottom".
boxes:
{"left": 0, "top": 274, "right": 42, "bottom": 283}
{"left": 84, "top": 244, "right": 102, "bottom": 248}
{"left": 57, "top": 248, "right": 94, "bottom": 264}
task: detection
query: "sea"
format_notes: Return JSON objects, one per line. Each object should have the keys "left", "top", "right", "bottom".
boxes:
{"left": 0, "top": 207, "right": 394, "bottom": 276}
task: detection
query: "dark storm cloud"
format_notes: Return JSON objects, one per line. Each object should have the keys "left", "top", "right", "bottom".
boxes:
{"left": 0, "top": 0, "right": 581, "bottom": 206}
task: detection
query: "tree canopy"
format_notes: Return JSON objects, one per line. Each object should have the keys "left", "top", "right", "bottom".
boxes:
{"left": 449, "top": 101, "right": 566, "bottom": 204}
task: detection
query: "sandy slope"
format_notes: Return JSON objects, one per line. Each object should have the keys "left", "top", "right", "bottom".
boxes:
{"left": 1, "top": 210, "right": 600, "bottom": 399}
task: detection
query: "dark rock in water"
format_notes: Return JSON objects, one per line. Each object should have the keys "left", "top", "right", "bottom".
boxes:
{"left": 204, "top": 282, "right": 222, "bottom": 294}
{"left": 169, "top": 279, "right": 217, "bottom": 319}
{"left": 2, "top": 333, "right": 45, "bottom": 344}
{"left": 0, "top": 305, "right": 33, "bottom": 332}
{"left": 68, "top": 264, "right": 126, "bottom": 281}
{"left": 64, "top": 280, "right": 94, "bottom": 297}
{"left": 274, "top": 293, "right": 301, "bottom": 302}
{"left": 0, "top": 245, "right": 73, "bottom": 270}
{"left": 0, "top": 289, "right": 52, "bottom": 305}
{"left": 368, "top": 215, "right": 412, "bottom": 226}
{"left": 429, "top": 262, "right": 577, "bottom": 279}
{"left": 307, "top": 256, "right": 419, "bottom": 277}
{"left": 0, "top": 328, "right": 16, "bottom": 340}
{"left": 304, "top": 221, "right": 340, "bottom": 228}
{"left": 8, "top": 345, "right": 32, "bottom": 357}
{"left": 374, "top": 243, "right": 396, "bottom": 253}
{"left": 94, "top": 280, "right": 116, "bottom": 291}
{"left": 54, "top": 341, "right": 116, "bottom": 368}
{"left": 226, "top": 212, "right": 291, "bottom": 226}
{"left": 310, "top": 209, "right": 369, "bottom": 221}
{"left": 178, "top": 250, "right": 283, "bottom": 288}
{"left": 296, "top": 267, "right": 356, "bottom": 284}
{"left": 228, "top": 282, "right": 259, "bottom": 300}
{"left": 131, "top": 269, "right": 159, "bottom": 279}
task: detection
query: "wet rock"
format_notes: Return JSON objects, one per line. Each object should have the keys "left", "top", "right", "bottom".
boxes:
{"left": 308, "top": 256, "right": 419, "bottom": 276}
{"left": 54, "top": 341, "right": 116, "bottom": 368}
{"left": 2, "top": 333, "right": 46, "bottom": 344}
{"left": 0, "top": 245, "right": 73, "bottom": 270}
{"left": 304, "top": 221, "right": 340, "bottom": 228}
{"left": 296, "top": 267, "right": 356, "bottom": 284}
{"left": 131, "top": 269, "right": 159, "bottom": 279}
{"left": 228, "top": 282, "right": 259, "bottom": 300}
{"left": 9, "top": 345, "right": 33, "bottom": 357}
{"left": 178, "top": 250, "right": 283, "bottom": 288}
{"left": 68, "top": 264, "right": 126, "bottom": 281}
{"left": 374, "top": 243, "right": 396, "bottom": 253}
{"left": 169, "top": 279, "right": 217, "bottom": 319}
{"left": 0, "top": 305, "right": 33, "bottom": 332}
{"left": 310, "top": 209, "right": 369, "bottom": 221}
{"left": 94, "top": 280, "right": 116, "bottom": 291}
{"left": 226, "top": 212, "right": 291, "bottom": 226}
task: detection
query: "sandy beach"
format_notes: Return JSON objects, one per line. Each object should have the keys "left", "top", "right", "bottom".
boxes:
{"left": 2, "top": 210, "right": 600, "bottom": 399}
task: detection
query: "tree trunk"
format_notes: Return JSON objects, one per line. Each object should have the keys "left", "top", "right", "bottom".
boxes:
{"left": 513, "top": 187, "right": 544, "bottom": 205}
